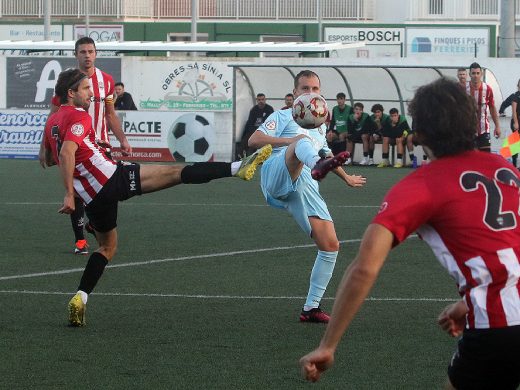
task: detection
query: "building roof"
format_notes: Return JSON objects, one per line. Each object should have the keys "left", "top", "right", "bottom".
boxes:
{"left": 0, "top": 40, "right": 364, "bottom": 54}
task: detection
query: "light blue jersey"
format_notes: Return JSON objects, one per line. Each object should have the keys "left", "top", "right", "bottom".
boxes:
{"left": 258, "top": 109, "right": 331, "bottom": 156}
{"left": 258, "top": 109, "right": 332, "bottom": 236}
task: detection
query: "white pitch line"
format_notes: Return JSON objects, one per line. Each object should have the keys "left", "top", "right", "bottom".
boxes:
{"left": 0, "top": 289, "right": 458, "bottom": 302}
{"left": 0, "top": 236, "right": 419, "bottom": 282}
{"left": 0, "top": 239, "right": 355, "bottom": 281}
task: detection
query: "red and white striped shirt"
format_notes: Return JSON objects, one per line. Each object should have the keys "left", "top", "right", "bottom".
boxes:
{"left": 44, "top": 105, "right": 116, "bottom": 204}
{"left": 466, "top": 81, "right": 495, "bottom": 135}
{"left": 373, "top": 150, "right": 520, "bottom": 329}
{"left": 52, "top": 67, "right": 115, "bottom": 142}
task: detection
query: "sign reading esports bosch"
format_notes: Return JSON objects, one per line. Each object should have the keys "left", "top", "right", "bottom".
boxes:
{"left": 6, "top": 57, "right": 121, "bottom": 109}
{"left": 325, "top": 27, "right": 404, "bottom": 44}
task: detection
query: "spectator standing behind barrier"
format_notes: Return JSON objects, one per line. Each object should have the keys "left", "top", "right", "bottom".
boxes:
{"left": 281, "top": 93, "right": 294, "bottom": 109}
{"left": 237, "top": 93, "right": 274, "bottom": 157}
{"left": 465, "top": 62, "right": 501, "bottom": 151}
{"left": 114, "top": 82, "right": 138, "bottom": 110}
{"left": 326, "top": 93, "right": 352, "bottom": 155}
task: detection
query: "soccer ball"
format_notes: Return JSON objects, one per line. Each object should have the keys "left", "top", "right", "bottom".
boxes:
{"left": 292, "top": 93, "right": 329, "bottom": 129}
{"left": 167, "top": 113, "right": 215, "bottom": 162}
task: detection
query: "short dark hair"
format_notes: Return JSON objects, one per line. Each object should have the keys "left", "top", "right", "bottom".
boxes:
{"left": 115, "top": 82, "right": 124, "bottom": 88}
{"left": 371, "top": 104, "right": 384, "bottom": 113}
{"left": 354, "top": 102, "right": 364, "bottom": 110}
{"left": 294, "top": 70, "right": 320, "bottom": 89}
{"left": 256, "top": 93, "right": 266, "bottom": 98}
{"left": 469, "top": 62, "right": 481, "bottom": 71}
{"left": 389, "top": 108, "right": 399, "bottom": 115}
{"left": 285, "top": 93, "right": 294, "bottom": 98}
{"left": 55, "top": 68, "right": 88, "bottom": 104}
{"left": 74, "top": 37, "right": 96, "bottom": 53}
{"left": 408, "top": 77, "right": 476, "bottom": 158}
{"left": 336, "top": 92, "right": 346, "bottom": 99}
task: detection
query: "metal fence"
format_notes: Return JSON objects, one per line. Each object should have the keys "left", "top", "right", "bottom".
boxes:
{"left": 1, "top": 0, "right": 513, "bottom": 21}
{"left": 0, "top": 0, "right": 374, "bottom": 20}
{"left": 409, "top": 0, "right": 505, "bottom": 20}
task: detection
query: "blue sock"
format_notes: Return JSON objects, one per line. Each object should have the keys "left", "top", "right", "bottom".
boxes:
{"left": 295, "top": 138, "right": 320, "bottom": 169}
{"left": 304, "top": 250, "right": 338, "bottom": 310}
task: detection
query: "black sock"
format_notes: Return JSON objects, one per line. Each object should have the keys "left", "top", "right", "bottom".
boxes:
{"left": 397, "top": 153, "right": 403, "bottom": 159}
{"left": 78, "top": 252, "right": 108, "bottom": 294}
{"left": 181, "top": 162, "right": 231, "bottom": 184}
{"left": 382, "top": 153, "right": 389, "bottom": 159}
{"left": 70, "top": 197, "right": 85, "bottom": 241}
{"left": 409, "top": 153, "right": 415, "bottom": 161}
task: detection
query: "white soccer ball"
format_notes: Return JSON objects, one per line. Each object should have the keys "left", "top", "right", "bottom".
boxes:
{"left": 167, "top": 113, "right": 215, "bottom": 162}
{"left": 292, "top": 93, "right": 329, "bottom": 129}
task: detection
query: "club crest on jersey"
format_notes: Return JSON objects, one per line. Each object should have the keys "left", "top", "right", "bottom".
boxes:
{"left": 71, "top": 123, "right": 84, "bottom": 136}
{"left": 264, "top": 120, "right": 276, "bottom": 131}
{"left": 378, "top": 201, "right": 388, "bottom": 214}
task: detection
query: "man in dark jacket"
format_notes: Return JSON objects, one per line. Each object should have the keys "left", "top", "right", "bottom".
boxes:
{"left": 237, "top": 93, "right": 274, "bottom": 157}
{"left": 114, "top": 82, "right": 138, "bottom": 110}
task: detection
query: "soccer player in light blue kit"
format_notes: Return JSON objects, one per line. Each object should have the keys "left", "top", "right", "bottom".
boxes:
{"left": 248, "top": 70, "right": 366, "bottom": 322}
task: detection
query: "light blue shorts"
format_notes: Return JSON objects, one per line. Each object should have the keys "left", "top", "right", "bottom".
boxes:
{"left": 260, "top": 149, "right": 332, "bottom": 236}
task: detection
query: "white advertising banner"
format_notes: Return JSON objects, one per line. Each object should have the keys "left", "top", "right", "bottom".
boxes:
{"left": 325, "top": 27, "right": 405, "bottom": 44}
{"left": 0, "top": 110, "right": 47, "bottom": 159}
{"left": 137, "top": 61, "right": 233, "bottom": 111}
{"left": 73, "top": 25, "right": 124, "bottom": 42}
{"left": 111, "top": 110, "right": 232, "bottom": 162}
{"left": 406, "top": 27, "right": 490, "bottom": 57}
{"left": 325, "top": 27, "right": 404, "bottom": 58}
{"left": 0, "top": 110, "right": 233, "bottom": 162}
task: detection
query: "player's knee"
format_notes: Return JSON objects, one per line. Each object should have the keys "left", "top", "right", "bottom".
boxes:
{"left": 98, "top": 244, "right": 117, "bottom": 261}
{"left": 320, "top": 238, "right": 339, "bottom": 252}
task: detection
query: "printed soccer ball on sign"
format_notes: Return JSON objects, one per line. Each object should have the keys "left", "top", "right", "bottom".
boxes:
{"left": 292, "top": 93, "right": 329, "bottom": 129}
{"left": 167, "top": 113, "right": 215, "bottom": 162}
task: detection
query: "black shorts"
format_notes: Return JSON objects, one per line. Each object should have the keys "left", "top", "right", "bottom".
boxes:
{"left": 382, "top": 127, "right": 409, "bottom": 139}
{"left": 347, "top": 131, "right": 368, "bottom": 143}
{"left": 85, "top": 162, "right": 142, "bottom": 233}
{"left": 448, "top": 326, "right": 520, "bottom": 390}
{"left": 475, "top": 133, "right": 491, "bottom": 150}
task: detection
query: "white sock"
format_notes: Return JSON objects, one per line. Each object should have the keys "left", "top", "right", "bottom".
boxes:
{"left": 78, "top": 290, "right": 88, "bottom": 304}
{"left": 230, "top": 161, "right": 241, "bottom": 175}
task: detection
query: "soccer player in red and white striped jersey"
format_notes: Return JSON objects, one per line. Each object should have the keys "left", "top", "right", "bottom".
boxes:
{"left": 300, "top": 78, "right": 520, "bottom": 389}
{"left": 466, "top": 62, "right": 501, "bottom": 152}
{"left": 42, "top": 69, "right": 272, "bottom": 327}
{"left": 40, "top": 37, "right": 132, "bottom": 255}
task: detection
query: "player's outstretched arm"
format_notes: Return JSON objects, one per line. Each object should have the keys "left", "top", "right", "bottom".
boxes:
{"left": 300, "top": 224, "right": 393, "bottom": 382}
{"left": 333, "top": 166, "right": 366, "bottom": 187}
